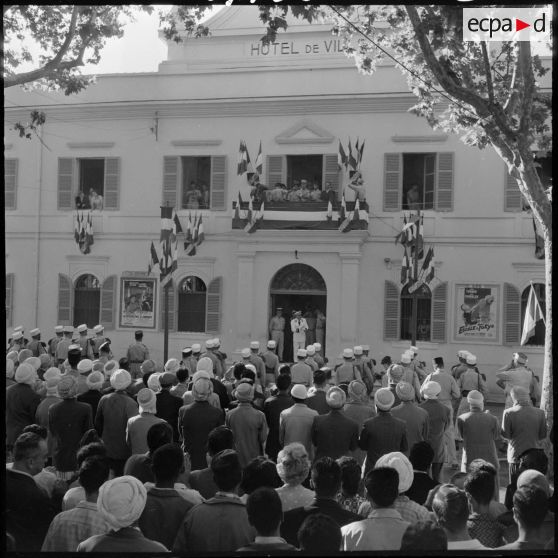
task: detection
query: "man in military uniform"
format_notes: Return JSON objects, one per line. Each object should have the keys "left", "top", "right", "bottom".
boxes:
{"left": 261, "top": 340, "right": 280, "bottom": 387}
{"left": 496, "top": 352, "right": 540, "bottom": 409}
{"left": 269, "top": 308, "right": 286, "bottom": 361}
{"left": 290, "top": 349, "right": 313, "bottom": 387}
{"left": 248, "top": 341, "right": 266, "bottom": 387}
{"left": 354, "top": 345, "right": 374, "bottom": 394}
{"left": 27, "top": 328, "right": 46, "bottom": 357}
{"left": 213, "top": 338, "right": 228, "bottom": 376}
{"left": 56, "top": 326, "right": 74, "bottom": 366}
{"left": 312, "top": 343, "right": 326, "bottom": 368}
{"left": 98, "top": 341, "right": 112, "bottom": 365}
{"left": 126, "top": 330, "right": 150, "bottom": 380}
{"left": 290, "top": 310, "right": 308, "bottom": 357}
{"left": 191, "top": 343, "right": 202, "bottom": 362}
{"left": 180, "top": 347, "right": 197, "bottom": 376}
{"left": 304, "top": 345, "right": 319, "bottom": 372}
{"left": 7, "top": 330, "right": 24, "bottom": 353}
{"left": 408, "top": 345, "right": 427, "bottom": 383}
{"left": 48, "top": 326, "right": 64, "bottom": 360}
{"left": 333, "top": 348, "right": 362, "bottom": 385}
{"left": 90, "top": 324, "right": 107, "bottom": 359}
{"left": 450, "top": 350, "right": 469, "bottom": 425}
{"left": 201, "top": 339, "right": 223, "bottom": 379}
{"left": 76, "top": 324, "right": 94, "bottom": 360}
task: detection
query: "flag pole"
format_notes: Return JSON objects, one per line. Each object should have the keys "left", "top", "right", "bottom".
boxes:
{"left": 410, "top": 209, "right": 421, "bottom": 345}
{"left": 164, "top": 281, "right": 169, "bottom": 363}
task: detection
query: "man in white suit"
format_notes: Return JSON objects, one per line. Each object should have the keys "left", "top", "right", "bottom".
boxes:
{"left": 290, "top": 310, "right": 308, "bottom": 359}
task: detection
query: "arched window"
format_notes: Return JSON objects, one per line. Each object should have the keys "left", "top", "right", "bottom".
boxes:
{"left": 177, "top": 276, "right": 207, "bottom": 332}
{"left": 521, "top": 283, "right": 546, "bottom": 346}
{"left": 74, "top": 274, "right": 101, "bottom": 328}
{"left": 400, "top": 283, "right": 432, "bottom": 341}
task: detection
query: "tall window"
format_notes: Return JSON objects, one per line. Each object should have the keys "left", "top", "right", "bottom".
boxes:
{"left": 402, "top": 153, "right": 436, "bottom": 211}
{"left": 181, "top": 156, "right": 211, "bottom": 209}
{"left": 521, "top": 283, "right": 546, "bottom": 346}
{"left": 400, "top": 283, "right": 432, "bottom": 341}
{"left": 74, "top": 274, "right": 101, "bottom": 328}
{"left": 78, "top": 158, "right": 105, "bottom": 208}
{"left": 286, "top": 155, "right": 323, "bottom": 190}
{"left": 177, "top": 276, "right": 207, "bottom": 332}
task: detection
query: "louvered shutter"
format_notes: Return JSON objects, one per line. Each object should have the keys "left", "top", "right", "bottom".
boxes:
{"left": 504, "top": 167, "right": 522, "bottom": 211}
{"left": 384, "top": 280, "right": 400, "bottom": 340}
{"left": 104, "top": 158, "right": 120, "bottom": 210}
{"left": 323, "top": 154, "right": 339, "bottom": 191}
{"left": 5, "top": 159, "right": 18, "bottom": 210}
{"left": 100, "top": 275, "right": 116, "bottom": 329}
{"left": 57, "top": 273, "right": 73, "bottom": 324}
{"left": 58, "top": 158, "right": 74, "bottom": 210}
{"left": 210, "top": 156, "right": 227, "bottom": 210}
{"left": 383, "top": 153, "right": 401, "bottom": 211}
{"left": 435, "top": 152, "right": 454, "bottom": 211}
{"left": 159, "top": 280, "right": 176, "bottom": 332}
{"left": 162, "top": 157, "right": 179, "bottom": 208}
{"left": 431, "top": 282, "right": 448, "bottom": 343}
{"left": 267, "top": 156, "right": 284, "bottom": 187}
{"left": 206, "top": 276, "right": 222, "bottom": 334}
{"left": 503, "top": 282, "right": 521, "bottom": 345}
{"left": 6, "top": 273, "right": 14, "bottom": 327}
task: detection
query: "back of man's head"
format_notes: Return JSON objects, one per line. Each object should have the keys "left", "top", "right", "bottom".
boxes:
{"left": 432, "top": 484, "right": 469, "bottom": 534}
{"left": 207, "top": 426, "right": 235, "bottom": 458}
{"left": 22, "top": 424, "right": 47, "bottom": 440}
{"left": 400, "top": 521, "right": 447, "bottom": 551}
{"left": 464, "top": 470, "right": 494, "bottom": 506}
{"left": 211, "top": 449, "right": 242, "bottom": 492}
{"left": 410, "top": 441, "right": 434, "bottom": 472}
{"left": 240, "top": 456, "right": 282, "bottom": 495}
{"left": 313, "top": 368, "right": 326, "bottom": 387}
{"left": 519, "top": 448, "right": 548, "bottom": 476}
{"left": 246, "top": 487, "right": 283, "bottom": 536}
{"left": 276, "top": 373, "right": 291, "bottom": 392}
{"left": 152, "top": 443, "right": 184, "bottom": 484}
{"left": 311, "top": 457, "right": 341, "bottom": 498}
{"left": 146, "top": 422, "right": 173, "bottom": 454}
{"left": 433, "top": 357, "right": 444, "bottom": 368}
{"left": 79, "top": 455, "right": 110, "bottom": 495}
{"left": 242, "top": 368, "right": 256, "bottom": 383}
{"left": 365, "top": 467, "right": 399, "bottom": 508}
{"left": 233, "top": 363, "right": 246, "bottom": 381}
{"left": 176, "top": 368, "right": 189, "bottom": 384}
{"left": 278, "top": 364, "right": 291, "bottom": 376}
{"left": 68, "top": 351, "right": 81, "bottom": 367}
{"left": 13, "top": 432, "right": 43, "bottom": 462}
{"left": 297, "top": 513, "right": 342, "bottom": 553}
{"left": 513, "top": 485, "right": 548, "bottom": 530}
{"left": 135, "top": 331, "right": 143, "bottom": 341}
{"left": 77, "top": 442, "right": 107, "bottom": 468}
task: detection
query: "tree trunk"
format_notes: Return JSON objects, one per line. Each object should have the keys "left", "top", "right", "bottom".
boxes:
{"left": 541, "top": 231, "right": 553, "bottom": 480}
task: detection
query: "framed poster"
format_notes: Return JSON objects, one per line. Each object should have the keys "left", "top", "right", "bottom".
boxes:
{"left": 119, "top": 277, "right": 157, "bottom": 329}
{"left": 454, "top": 283, "right": 500, "bottom": 343}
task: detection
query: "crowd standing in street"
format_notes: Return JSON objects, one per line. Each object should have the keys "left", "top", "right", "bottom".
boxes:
{"left": 5, "top": 324, "right": 554, "bottom": 552}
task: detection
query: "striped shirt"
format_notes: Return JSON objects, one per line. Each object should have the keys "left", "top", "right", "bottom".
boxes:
{"left": 41, "top": 500, "right": 111, "bottom": 552}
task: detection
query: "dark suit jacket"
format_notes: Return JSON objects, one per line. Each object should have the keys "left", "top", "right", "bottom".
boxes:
{"left": 6, "top": 383, "right": 41, "bottom": 446}
{"left": 311, "top": 410, "right": 359, "bottom": 460}
{"left": 281, "top": 498, "right": 361, "bottom": 546}
{"left": 263, "top": 392, "right": 294, "bottom": 460}
{"left": 156, "top": 389, "right": 183, "bottom": 442}
{"left": 306, "top": 390, "right": 330, "bottom": 415}
{"left": 6, "top": 468, "right": 56, "bottom": 551}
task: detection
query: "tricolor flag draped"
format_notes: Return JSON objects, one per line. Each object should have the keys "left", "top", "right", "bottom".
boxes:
{"left": 147, "top": 241, "right": 159, "bottom": 275}
{"left": 74, "top": 211, "right": 93, "bottom": 254}
{"left": 419, "top": 246, "right": 435, "bottom": 285}
{"left": 185, "top": 213, "right": 196, "bottom": 256}
{"left": 244, "top": 201, "right": 264, "bottom": 233}
{"left": 160, "top": 206, "right": 175, "bottom": 286}
{"left": 520, "top": 283, "right": 545, "bottom": 345}
{"left": 254, "top": 141, "right": 263, "bottom": 176}
{"left": 348, "top": 139, "right": 357, "bottom": 171}
{"left": 338, "top": 141, "right": 348, "bottom": 171}
{"left": 233, "top": 191, "right": 242, "bottom": 225}
{"left": 401, "top": 246, "right": 411, "bottom": 285}
{"left": 358, "top": 139, "right": 365, "bottom": 168}
{"left": 327, "top": 200, "right": 333, "bottom": 221}
{"left": 237, "top": 140, "right": 251, "bottom": 176}
{"left": 339, "top": 191, "right": 346, "bottom": 222}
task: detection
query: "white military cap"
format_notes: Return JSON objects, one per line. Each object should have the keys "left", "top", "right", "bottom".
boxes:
{"left": 362, "top": 345, "right": 370, "bottom": 351}
{"left": 313, "top": 343, "right": 322, "bottom": 351}
{"left": 30, "top": 328, "right": 40, "bottom": 337}
{"left": 353, "top": 346, "right": 363, "bottom": 356}
{"left": 192, "top": 343, "right": 201, "bottom": 354}
{"left": 267, "top": 340, "right": 276, "bottom": 349}
{"left": 250, "top": 341, "right": 260, "bottom": 350}
{"left": 93, "top": 324, "right": 104, "bottom": 333}
{"left": 297, "top": 349, "right": 307, "bottom": 358}
{"left": 54, "top": 325, "right": 64, "bottom": 333}
{"left": 12, "top": 331, "right": 23, "bottom": 341}
{"left": 64, "top": 325, "right": 74, "bottom": 333}
{"left": 241, "top": 348, "right": 251, "bottom": 358}
{"left": 343, "top": 348, "right": 354, "bottom": 359}
{"left": 13, "top": 326, "right": 23, "bottom": 333}
{"left": 205, "top": 339, "right": 215, "bottom": 349}
{"left": 306, "top": 345, "right": 316, "bottom": 355}
{"left": 77, "top": 324, "right": 88, "bottom": 333}
{"left": 466, "top": 354, "right": 477, "bottom": 365}
{"left": 410, "top": 345, "right": 419, "bottom": 353}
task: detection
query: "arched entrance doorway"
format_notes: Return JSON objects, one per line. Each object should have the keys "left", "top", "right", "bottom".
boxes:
{"left": 270, "top": 264, "right": 327, "bottom": 363}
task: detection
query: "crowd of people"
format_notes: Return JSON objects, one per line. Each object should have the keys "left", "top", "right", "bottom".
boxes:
{"left": 5, "top": 323, "right": 553, "bottom": 553}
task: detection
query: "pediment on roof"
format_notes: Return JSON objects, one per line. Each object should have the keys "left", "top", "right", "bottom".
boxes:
{"left": 275, "top": 119, "right": 335, "bottom": 145}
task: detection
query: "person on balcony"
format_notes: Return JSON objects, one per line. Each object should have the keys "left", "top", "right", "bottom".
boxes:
{"left": 309, "top": 182, "right": 322, "bottom": 201}
{"left": 75, "top": 191, "right": 90, "bottom": 209}
{"left": 185, "top": 181, "right": 202, "bottom": 209}
{"left": 267, "top": 183, "right": 287, "bottom": 203}
{"left": 89, "top": 189, "right": 103, "bottom": 211}
{"left": 299, "top": 179, "right": 311, "bottom": 201}
{"left": 250, "top": 174, "right": 267, "bottom": 207}
{"left": 287, "top": 180, "right": 301, "bottom": 202}
{"left": 406, "top": 184, "right": 422, "bottom": 210}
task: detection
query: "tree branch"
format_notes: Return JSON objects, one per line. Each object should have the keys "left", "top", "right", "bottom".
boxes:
{"left": 3, "top": 5, "right": 13, "bottom": 16}
{"left": 502, "top": 43, "right": 522, "bottom": 118}
{"left": 4, "top": 5, "right": 81, "bottom": 89}
{"left": 518, "top": 41, "right": 536, "bottom": 137}
{"left": 480, "top": 42, "right": 495, "bottom": 105}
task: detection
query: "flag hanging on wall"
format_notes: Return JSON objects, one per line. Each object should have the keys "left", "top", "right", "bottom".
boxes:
{"left": 358, "top": 139, "right": 365, "bottom": 168}
{"left": 339, "top": 191, "right": 346, "bottom": 222}
{"left": 338, "top": 141, "right": 348, "bottom": 171}
{"left": 185, "top": 213, "right": 197, "bottom": 256}
{"left": 160, "top": 206, "right": 175, "bottom": 286}
{"left": 237, "top": 140, "right": 251, "bottom": 176}
{"left": 401, "top": 246, "right": 411, "bottom": 285}
{"left": 147, "top": 241, "right": 159, "bottom": 275}
{"left": 255, "top": 141, "right": 263, "bottom": 176}
{"left": 348, "top": 138, "right": 357, "bottom": 171}
{"left": 419, "top": 246, "right": 435, "bottom": 285}
{"left": 520, "top": 283, "right": 545, "bottom": 345}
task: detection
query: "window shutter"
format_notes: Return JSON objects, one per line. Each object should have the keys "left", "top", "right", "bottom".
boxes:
{"left": 504, "top": 167, "right": 522, "bottom": 211}
{"left": 503, "top": 282, "right": 521, "bottom": 345}
{"left": 58, "top": 158, "right": 74, "bottom": 210}
{"left": 431, "top": 281, "right": 448, "bottom": 343}
{"left": 267, "top": 155, "right": 284, "bottom": 187}
{"left": 100, "top": 275, "right": 116, "bottom": 329}
{"left": 435, "top": 152, "right": 454, "bottom": 211}
{"left": 383, "top": 280, "right": 400, "bottom": 340}
{"left": 159, "top": 280, "right": 176, "bottom": 332}
{"left": 323, "top": 154, "right": 339, "bottom": 191}
{"left": 6, "top": 273, "right": 14, "bottom": 327}
{"left": 210, "top": 156, "right": 227, "bottom": 210}
{"left": 104, "top": 157, "right": 120, "bottom": 210}
{"left": 5, "top": 159, "right": 18, "bottom": 210}
{"left": 162, "top": 157, "right": 179, "bottom": 208}
{"left": 383, "top": 153, "right": 401, "bottom": 211}
{"left": 206, "top": 276, "right": 222, "bottom": 334}
{"left": 57, "top": 273, "right": 73, "bottom": 324}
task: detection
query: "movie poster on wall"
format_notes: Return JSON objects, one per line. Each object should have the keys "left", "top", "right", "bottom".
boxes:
{"left": 119, "top": 277, "right": 157, "bottom": 329}
{"left": 454, "top": 284, "right": 499, "bottom": 342}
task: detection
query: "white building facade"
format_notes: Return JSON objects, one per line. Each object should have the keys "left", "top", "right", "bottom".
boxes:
{"left": 5, "top": 8, "right": 550, "bottom": 400}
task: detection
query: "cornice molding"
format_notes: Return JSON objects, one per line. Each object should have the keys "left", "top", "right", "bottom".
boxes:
{"left": 391, "top": 135, "right": 448, "bottom": 143}
{"left": 171, "top": 139, "right": 222, "bottom": 147}
{"left": 66, "top": 255, "right": 110, "bottom": 263}
{"left": 67, "top": 142, "right": 115, "bottom": 149}
{"left": 511, "top": 262, "right": 545, "bottom": 273}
